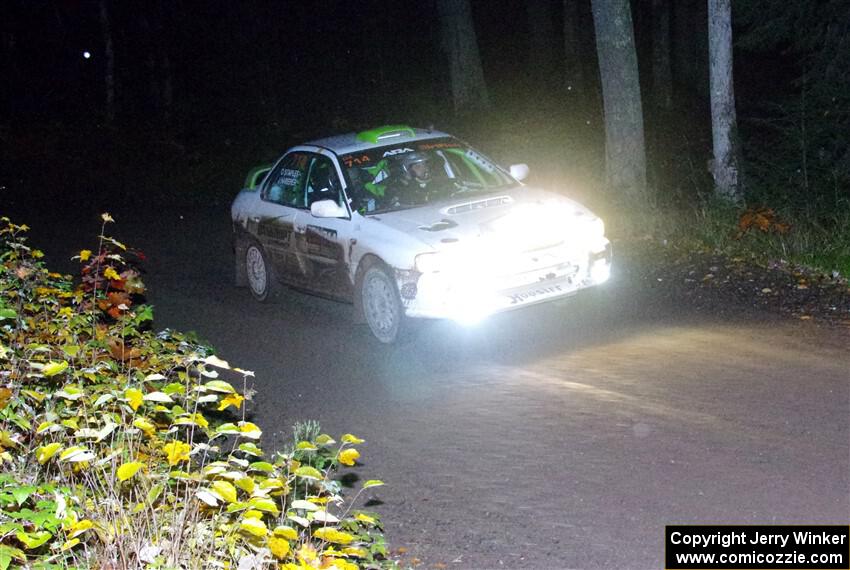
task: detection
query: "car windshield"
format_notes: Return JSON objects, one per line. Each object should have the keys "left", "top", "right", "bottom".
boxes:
{"left": 340, "top": 137, "right": 516, "bottom": 214}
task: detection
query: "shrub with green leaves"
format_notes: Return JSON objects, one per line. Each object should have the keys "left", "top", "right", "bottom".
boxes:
{"left": 0, "top": 216, "right": 392, "bottom": 569}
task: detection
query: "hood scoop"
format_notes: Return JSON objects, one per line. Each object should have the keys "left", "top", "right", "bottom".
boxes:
{"left": 445, "top": 195, "right": 513, "bottom": 215}
{"left": 418, "top": 219, "right": 458, "bottom": 232}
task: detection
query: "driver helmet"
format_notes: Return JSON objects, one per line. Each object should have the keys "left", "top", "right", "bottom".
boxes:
{"left": 402, "top": 152, "right": 431, "bottom": 183}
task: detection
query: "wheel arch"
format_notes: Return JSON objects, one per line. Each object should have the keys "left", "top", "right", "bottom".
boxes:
{"left": 352, "top": 253, "right": 388, "bottom": 323}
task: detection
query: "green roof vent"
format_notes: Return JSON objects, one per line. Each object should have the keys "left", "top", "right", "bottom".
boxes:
{"left": 356, "top": 125, "right": 416, "bottom": 144}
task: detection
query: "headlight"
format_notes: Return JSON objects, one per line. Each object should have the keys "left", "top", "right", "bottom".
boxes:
{"left": 415, "top": 252, "right": 443, "bottom": 273}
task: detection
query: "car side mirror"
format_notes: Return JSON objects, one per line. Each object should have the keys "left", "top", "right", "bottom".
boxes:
{"left": 509, "top": 163, "right": 530, "bottom": 182}
{"left": 310, "top": 199, "right": 348, "bottom": 218}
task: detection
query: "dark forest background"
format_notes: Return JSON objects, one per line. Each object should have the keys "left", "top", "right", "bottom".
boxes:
{"left": 2, "top": 0, "right": 848, "bottom": 272}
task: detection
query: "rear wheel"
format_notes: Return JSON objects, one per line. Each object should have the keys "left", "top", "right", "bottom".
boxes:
{"left": 245, "top": 241, "right": 277, "bottom": 302}
{"left": 359, "top": 263, "right": 404, "bottom": 344}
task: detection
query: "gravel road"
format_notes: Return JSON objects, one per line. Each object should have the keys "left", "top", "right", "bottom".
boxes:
{"left": 121, "top": 208, "right": 850, "bottom": 569}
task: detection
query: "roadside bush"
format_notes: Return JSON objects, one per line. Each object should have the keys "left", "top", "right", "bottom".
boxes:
{"left": 637, "top": 197, "right": 850, "bottom": 278}
{"left": 0, "top": 216, "right": 391, "bottom": 569}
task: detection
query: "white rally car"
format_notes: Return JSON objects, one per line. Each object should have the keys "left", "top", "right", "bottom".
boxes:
{"left": 231, "top": 125, "right": 611, "bottom": 343}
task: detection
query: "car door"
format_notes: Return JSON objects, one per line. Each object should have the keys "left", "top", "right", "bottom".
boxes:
{"left": 291, "top": 153, "right": 354, "bottom": 300}
{"left": 254, "top": 151, "right": 311, "bottom": 285}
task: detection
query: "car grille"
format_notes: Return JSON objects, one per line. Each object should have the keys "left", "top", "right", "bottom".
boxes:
{"left": 442, "top": 240, "right": 582, "bottom": 292}
{"left": 493, "top": 243, "right": 582, "bottom": 290}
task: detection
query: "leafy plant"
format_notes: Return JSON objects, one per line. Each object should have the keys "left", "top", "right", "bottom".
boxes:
{"left": 0, "top": 216, "right": 394, "bottom": 569}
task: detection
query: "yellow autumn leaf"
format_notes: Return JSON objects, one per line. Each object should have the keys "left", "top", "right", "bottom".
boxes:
{"left": 68, "top": 519, "right": 94, "bottom": 539}
{"left": 326, "top": 559, "right": 358, "bottom": 570}
{"left": 239, "top": 517, "right": 267, "bottom": 537}
{"left": 60, "top": 538, "right": 81, "bottom": 551}
{"left": 211, "top": 480, "right": 237, "bottom": 503}
{"left": 341, "top": 434, "right": 364, "bottom": 444}
{"left": 125, "top": 388, "right": 143, "bottom": 411}
{"left": 273, "top": 526, "right": 299, "bottom": 540}
{"left": 133, "top": 417, "right": 156, "bottom": 437}
{"left": 36, "top": 442, "right": 62, "bottom": 464}
{"left": 235, "top": 476, "right": 255, "bottom": 494}
{"left": 315, "top": 434, "right": 336, "bottom": 446}
{"left": 175, "top": 413, "right": 208, "bottom": 428}
{"left": 22, "top": 390, "right": 46, "bottom": 404}
{"left": 247, "top": 497, "right": 279, "bottom": 514}
{"left": 338, "top": 448, "right": 360, "bottom": 467}
{"left": 297, "top": 544, "right": 318, "bottom": 564}
{"left": 268, "top": 536, "right": 290, "bottom": 559}
{"left": 355, "top": 512, "right": 376, "bottom": 525}
{"left": 79, "top": 249, "right": 92, "bottom": 261}
{"left": 103, "top": 267, "right": 121, "bottom": 281}
{"left": 218, "top": 392, "right": 245, "bottom": 411}
{"left": 294, "top": 466, "right": 323, "bottom": 480}
{"left": 163, "top": 441, "right": 191, "bottom": 466}
{"left": 239, "top": 422, "right": 262, "bottom": 439}
{"left": 343, "top": 546, "right": 368, "bottom": 558}
{"left": 313, "top": 527, "right": 354, "bottom": 545}
{"left": 42, "top": 361, "right": 69, "bottom": 377}
{"left": 117, "top": 461, "right": 144, "bottom": 482}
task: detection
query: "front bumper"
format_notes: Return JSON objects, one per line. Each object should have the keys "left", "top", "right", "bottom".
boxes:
{"left": 400, "top": 239, "right": 612, "bottom": 323}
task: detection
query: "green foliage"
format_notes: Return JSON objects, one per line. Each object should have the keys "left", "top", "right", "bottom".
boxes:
{"left": 0, "top": 216, "right": 393, "bottom": 569}
{"left": 736, "top": 0, "right": 850, "bottom": 218}
{"left": 640, "top": 199, "right": 850, "bottom": 277}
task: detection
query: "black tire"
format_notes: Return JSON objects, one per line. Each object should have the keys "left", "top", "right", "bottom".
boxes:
{"left": 358, "top": 260, "right": 405, "bottom": 344}
{"left": 244, "top": 240, "right": 278, "bottom": 302}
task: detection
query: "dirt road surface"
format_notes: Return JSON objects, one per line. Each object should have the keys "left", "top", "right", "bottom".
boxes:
{"left": 17, "top": 205, "right": 850, "bottom": 569}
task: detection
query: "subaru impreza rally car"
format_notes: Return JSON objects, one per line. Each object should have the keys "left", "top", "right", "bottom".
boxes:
{"left": 231, "top": 125, "right": 611, "bottom": 343}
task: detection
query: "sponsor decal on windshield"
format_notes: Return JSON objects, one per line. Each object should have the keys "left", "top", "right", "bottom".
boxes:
{"left": 417, "top": 141, "right": 462, "bottom": 151}
{"left": 342, "top": 154, "right": 371, "bottom": 168}
{"left": 382, "top": 147, "right": 414, "bottom": 157}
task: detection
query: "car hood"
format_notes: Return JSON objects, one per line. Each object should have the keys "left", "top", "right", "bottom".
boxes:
{"left": 367, "top": 186, "right": 599, "bottom": 252}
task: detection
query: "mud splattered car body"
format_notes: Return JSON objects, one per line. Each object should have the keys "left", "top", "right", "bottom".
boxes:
{"left": 231, "top": 125, "right": 611, "bottom": 343}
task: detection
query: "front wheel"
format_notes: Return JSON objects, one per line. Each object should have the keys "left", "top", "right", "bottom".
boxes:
{"left": 244, "top": 241, "right": 277, "bottom": 302}
{"left": 360, "top": 264, "right": 404, "bottom": 344}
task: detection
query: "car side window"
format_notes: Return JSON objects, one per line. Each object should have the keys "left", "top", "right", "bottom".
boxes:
{"left": 263, "top": 152, "right": 310, "bottom": 207}
{"left": 305, "top": 156, "right": 343, "bottom": 208}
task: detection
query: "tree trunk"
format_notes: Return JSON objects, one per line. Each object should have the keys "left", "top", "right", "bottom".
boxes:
{"left": 708, "top": 0, "right": 741, "bottom": 202}
{"left": 563, "top": 0, "right": 585, "bottom": 93}
{"left": 652, "top": 0, "right": 673, "bottom": 108}
{"left": 591, "top": 0, "right": 647, "bottom": 199}
{"left": 98, "top": 0, "right": 115, "bottom": 124}
{"left": 436, "top": 0, "right": 490, "bottom": 114}
{"left": 526, "top": 0, "right": 556, "bottom": 88}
